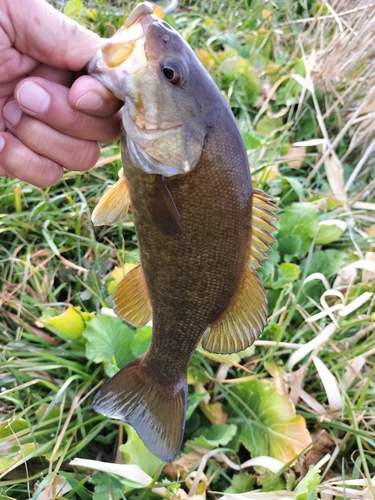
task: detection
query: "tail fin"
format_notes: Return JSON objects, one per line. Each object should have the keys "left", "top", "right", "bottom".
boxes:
{"left": 92, "top": 357, "right": 187, "bottom": 463}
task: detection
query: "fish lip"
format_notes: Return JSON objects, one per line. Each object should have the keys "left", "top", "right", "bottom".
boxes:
{"left": 135, "top": 114, "right": 183, "bottom": 131}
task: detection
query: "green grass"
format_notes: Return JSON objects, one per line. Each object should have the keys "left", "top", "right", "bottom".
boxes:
{"left": 1, "top": 1, "right": 375, "bottom": 499}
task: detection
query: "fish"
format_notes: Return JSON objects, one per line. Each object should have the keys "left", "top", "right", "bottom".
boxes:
{"left": 88, "top": 1, "right": 278, "bottom": 463}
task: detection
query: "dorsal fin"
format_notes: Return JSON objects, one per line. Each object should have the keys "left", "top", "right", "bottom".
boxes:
{"left": 202, "top": 267, "right": 267, "bottom": 354}
{"left": 202, "top": 188, "right": 278, "bottom": 355}
{"left": 249, "top": 188, "right": 278, "bottom": 268}
{"left": 92, "top": 169, "right": 130, "bottom": 226}
{"left": 113, "top": 263, "right": 152, "bottom": 327}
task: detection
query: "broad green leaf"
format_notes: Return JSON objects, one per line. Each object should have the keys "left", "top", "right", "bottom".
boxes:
{"left": 130, "top": 326, "right": 152, "bottom": 359}
{"left": 258, "top": 471, "right": 286, "bottom": 492}
{"left": 187, "top": 423, "right": 237, "bottom": 449}
{"left": 294, "top": 465, "right": 321, "bottom": 499}
{"left": 224, "top": 472, "right": 255, "bottom": 493}
{"left": 243, "top": 132, "right": 262, "bottom": 149}
{"left": 305, "top": 249, "right": 347, "bottom": 278}
{"left": 273, "top": 262, "right": 300, "bottom": 289}
{"left": 84, "top": 315, "right": 138, "bottom": 375}
{"left": 119, "top": 425, "right": 163, "bottom": 477}
{"left": 231, "top": 380, "right": 311, "bottom": 463}
{"left": 92, "top": 473, "right": 123, "bottom": 500}
{"left": 281, "top": 176, "right": 304, "bottom": 197}
{"left": 278, "top": 203, "right": 319, "bottom": 257}
{"left": 278, "top": 235, "right": 302, "bottom": 260}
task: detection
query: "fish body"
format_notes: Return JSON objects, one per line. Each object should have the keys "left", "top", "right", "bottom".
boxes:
{"left": 89, "top": 2, "right": 277, "bottom": 462}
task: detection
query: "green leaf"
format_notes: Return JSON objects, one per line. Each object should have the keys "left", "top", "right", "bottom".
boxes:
{"left": 0, "top": 419, "right": 28, "bottom": 439}
{"left": 281, "top": 176, "right": 304, "bottom": 197}
{"left": 63, "top": 0, "right": 85, "bottom": 21}
{"left": 273, "top": 263, "right": 301, "bottom": 289}
{"left": 278, "top": 203, "right": 319, "bottom": 257}
{"left": 294, "top": 465, "right": 321, "bottom": 499}
{"left": 258, "top": 471, "right": 286, "bottom": 492}
{"left": 306, "top": 249, "right": 347, "bottom": 278}
{"left": 243, "top": 132, "right": 262, "bottom": 149}
{"left": 278, "top": 235, "right": 302, "bottom": 260}
{"left": 130, "top": 326, "right": 152, "bottom": 359}
{"left": 92, "top": 473, "right": 123, "bottom": 500}
{"left": 187, "top": 423, "right": 237, "bottom": 449}
{"left": 224, "top": 472, "right": 254, "bottom": 493}
{"left": 256, "top": 116, "right": 284, "bottom": 138}
{"left": 83, "top": 316, "right": 150, "bottom": 376}
{"left": 230, "top": 380, "right": 311, "bottom": 463}
{"left": 186, "top": 392, "right": 208, "bottom": 421}
{"left": 315, "top": 220, "right": 346, "bottom": 245}
{"left": 119, "top": 425, "right": 163, "bottom": 477}
{"left": 0, "top": 443, "right": 38, "bottom": 475}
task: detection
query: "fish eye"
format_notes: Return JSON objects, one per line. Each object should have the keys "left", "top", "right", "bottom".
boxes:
{"left": 161, "top": 64, "right": 180, "bottom": 84}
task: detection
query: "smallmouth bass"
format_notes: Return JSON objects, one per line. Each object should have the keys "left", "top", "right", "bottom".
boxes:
{"left": 88, "top": 2, "right": 278, "bottom": 462}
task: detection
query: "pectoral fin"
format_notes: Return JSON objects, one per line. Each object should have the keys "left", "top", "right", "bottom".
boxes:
{"left": 113, "top": 263, "right": 152, "bottom": 327}
{"left": 202, "top": 267, "right": 267, "bottom": 354}
{"left": 147, "top": 176, "right": 184, "bottom": 237}
{"left": 92, "top": 169, "right": 130, "bottom": 226}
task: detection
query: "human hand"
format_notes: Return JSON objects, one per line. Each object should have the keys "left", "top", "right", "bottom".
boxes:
{"left": 0, "top": 0, "right": 122, "bottom": 188}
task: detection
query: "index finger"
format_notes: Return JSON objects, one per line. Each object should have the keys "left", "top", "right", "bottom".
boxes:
{"left": 14, "top": 77, "right": 121, "bottom": 143}
{"left": 69, "top": 75, "right": 123, "bottom": 118}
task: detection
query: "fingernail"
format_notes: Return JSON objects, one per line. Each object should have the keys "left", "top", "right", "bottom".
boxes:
{"left": 75, "top": 91, "right": 104, "bottom": 111}
{"left": 17, "top": 82, "right": 51, "bottom": 114}
{"left": 0, "top": 135, "right": 5, "bottom": 152}
{"left": 4, "top": 101, "right": 22, "bottom": 127}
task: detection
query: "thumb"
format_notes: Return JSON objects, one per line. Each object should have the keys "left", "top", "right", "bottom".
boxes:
{"left": 5, "top": 0, "right": 101, "bottom": 71}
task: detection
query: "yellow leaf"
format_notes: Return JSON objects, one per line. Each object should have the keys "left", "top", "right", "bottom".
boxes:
{"left": 107, "top": 264, "right": 137, "bottom": 295}
{"left": 44, "top": 306, "right": 90, "bottom": 340}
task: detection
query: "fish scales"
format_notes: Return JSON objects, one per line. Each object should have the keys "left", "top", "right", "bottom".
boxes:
{"left": 88, "top": 1, "right": 278, "bottom": 462}
{"left": 122, "top": 112, "right": 251, "bottom": 381}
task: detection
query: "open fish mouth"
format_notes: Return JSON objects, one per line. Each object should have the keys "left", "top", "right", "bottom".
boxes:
{"left": 87, "top": 2, "right": 156, "bottom": 88}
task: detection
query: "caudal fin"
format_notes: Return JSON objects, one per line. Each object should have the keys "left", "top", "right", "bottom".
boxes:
{"left": 92, "top": 357, "right": 187, "bottom": 463}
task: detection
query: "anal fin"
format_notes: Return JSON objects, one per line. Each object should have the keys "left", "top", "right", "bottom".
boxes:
{"left": 113, "top": 263, "right": 152, "bottom": 327}
{"left": 202, "top": 267, "right": 268, "bottom": 354}
{"left": 92, "top": 169, "right": 130, "bottom": 226}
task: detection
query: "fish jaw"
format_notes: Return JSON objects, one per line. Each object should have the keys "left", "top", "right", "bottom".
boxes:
{"left": 87, "top": 2, "right": 206, "bottom": 177}
{"left": 87, "top": 3, "right": 156, "bottom": 101}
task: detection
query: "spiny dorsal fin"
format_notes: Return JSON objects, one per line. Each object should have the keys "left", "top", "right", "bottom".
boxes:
{"left": 113, "top": 263, "right": 152, "bottom": 327}
{"left": 202, "top": 267, "right": 267, "bottom": 354}
{"left": 92, "top": 169, "right": 130, "bottom": 226}
{"left": 250, "top": 188, "right": 278, "bottom": 269}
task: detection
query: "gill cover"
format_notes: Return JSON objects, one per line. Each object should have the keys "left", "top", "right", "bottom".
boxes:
{"left": 88, "top": 2, "right": 207, "bottom": 177}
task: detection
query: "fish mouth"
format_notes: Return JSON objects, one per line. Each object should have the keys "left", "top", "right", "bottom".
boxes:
{"left": 90, "top": 3, "right": 156, "bottom": 74}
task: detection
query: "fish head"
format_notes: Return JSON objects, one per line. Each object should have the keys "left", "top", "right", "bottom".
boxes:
{"left": 88, "top": 2, "right": 214, "bottom": 176}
